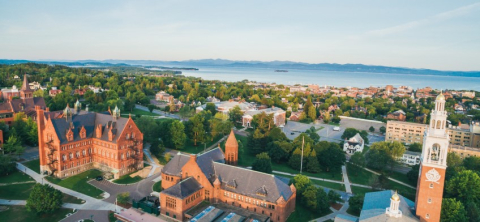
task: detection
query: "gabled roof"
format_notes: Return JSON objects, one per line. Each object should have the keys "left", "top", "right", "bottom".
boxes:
{"left": 213, "top": 162, "right": 293, "bottom": 203}
{"left": 49, "top": 111, "right": 129, "bottom": 144}
{"left": 161, "top": 177, "right": 203, "bottom": 199}
{"left": 161, "top": 152, "right": 190, "bottom": 176}
{"left": 196, "top": 148, "right": 225, "bottom": 179}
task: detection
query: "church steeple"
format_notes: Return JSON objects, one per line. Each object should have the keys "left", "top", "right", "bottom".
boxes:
{"left": 20, "top": 74, "right": 33, "bottom": 99}
{"left": 225, "top": 129, "right": 238, "bottom": 165}
{"left": 415, "top": 92, "right": 449, "bottom": 222}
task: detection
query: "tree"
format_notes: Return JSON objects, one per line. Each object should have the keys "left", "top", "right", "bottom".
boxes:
{"left": 379, "top": 126, "right": 386, "bottom": 134}
{"left": 190, "top": 114, "right": 206, "bottom": 146}
{"left": 292, "top": 174, "right": 311, "bottom": 194}
{"left": 308, "top": 106, "right": 317, "bottom": 121}
{"left": 147, "top": 104, "right": 155, "bottom": 113}
{"left": 305, "top": 126, "right": 320, "bottom": 143}
{"left": 348, "top": 194, "right": 365, "bottom": 216}
{"left": 205, "top": 103, "right": 217, "bottom": 115}
{"left": 463, "top": 156, "right": 480, "bottom": 173}
{"left": 323, "top": 111, "right": 331, "bottom": 123}
{"left": 150, "top": 142, "right": 166, "bottom": 159}
{"left": 0, "top": 155, "right": 16, "bottom": 176}
{"left": 466, "top": 201, "right": 480, "bottom": 222}
{"left": 170, "top": 120, "right": 186, "bottom": 149}
{"left": 445, "top": 170, "right": 480, "bottom": 203}
{"left": 342, "top": 128, "right": 359, "bottom": 140}
{"left": 117, "top": 192, "right": 131, "bottom": 205}
{"left": 369, "top": 126, "right": 375, "bottom": 132}
{"left": 288, "top": 148, "right": 303, "bottom": 171}
{"left": 302, "top": 185, "right": 318, "bottom": 210}
{"left": 316, "top": 188, "right": 330, "bottom": 213}
{"left": 408, "top": 143, "right": 422, "bottom": 152}
{"left": 447, "top": 152, "right": 463, "bottom": 169}
{"left": 268, "top": 141, "right": 290, "bottom": 163}
{"left": 306, "top": 150, "right": 321, "bottom": 173}
{"left": 3, "top": 134, "right": 24, "bottom": 156}
{"left": 318, "top": 143, "right": 346, "bottom": 173}
{"left": 178, "top": 105, "right": 192, "bottom": 121}
{"left": 331, "top": 116, "right": 341, "bottom": 124}
{"left": 328, "top": 190, "right": 341, "bottom": 204}
{"left": 252, "top": 152, "right": 272, "bottom": 174}
{"left": 229, "top": 105, "right": 243, "bottom": 124}
{"left": 26, "top": 184, "right": 63, "bottom": 214}
{"left": 365, "top": 148, "right": 392, "bottom": 171}
{"left": 441, "top": 198, "right": 468, "bottom": 222}
{"left": 406, "top": 164, "right": 420, "bottom": 184}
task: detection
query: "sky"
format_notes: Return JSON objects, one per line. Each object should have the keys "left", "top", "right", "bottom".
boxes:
{"left": 1, "top": 0, "right": 480, "bottom": 71}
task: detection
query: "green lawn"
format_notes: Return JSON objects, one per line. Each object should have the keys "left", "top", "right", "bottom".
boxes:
{"left": 121, "top": 108, "right": 160, "bottom": 117}
{"left": 287, "top": 198, "right": 331, "bottom": 222}
{"left": 109, "top": 212, "right": 116, "bottom": 222}
{"left": 350, "top": 186, "right": 373, "bottom": 196}
{"left": 183, "top": 135, "right": 224, "bottom": 154}
{"left": 153, "top": 181, "right": 162, "bottom": 192}
{"left": 274, "top": 173, "right": 345, "bottom": 191}
{"left": 23, "top": 159, "right": 40, "bottom": 174}
{"left": 347, "top": 163, "right": 374, "bottom": 185}
{"left": 46, "top": 170, "right": 104, "bottom": 199}
{"left": 388, "top": 180, "right": 416, "bottom": 201}
{"left": 113, "top": 173, "right": 143, "bottom": 184}
{"left": 62, "top": 193, "right": 85, "bottom": 204}
{"left": 0, "top": 183, "right": 35, "bottom": 199}
{"left": 0, "top": 205, "right": 72, "bottom": 222}
{"left": 0, "top": 170, "right": 34, "bottom": 183}
{"left": 389, "top": 171, "right": 415, "bottom": 186}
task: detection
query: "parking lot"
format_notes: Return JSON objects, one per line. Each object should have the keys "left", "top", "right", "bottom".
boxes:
{"left": 283, "top": 117, "right": 386, "bottom": 144}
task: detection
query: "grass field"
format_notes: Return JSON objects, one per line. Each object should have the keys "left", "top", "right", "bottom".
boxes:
{"left": 23, "top": 159, "right": 40, "bottom": 174}
{"left": 183, "top": 135, "right": 224, "bottom": 154}
{"left": 390, "top": 170, "right": 415, "bottom": 186}
{"left": 350, "top": 186, "right": 373, "bottom": 196}
{"left": 274, "top": 173, "right": 345, "bottom": 191}
{"left": 46, "top": 170, "right": 104, "bottom": 199}
{"left": 0, "top": 183, "right": 35, "bottom": 199}
{"left": 346, "top": 163, "right": 374, "bottom": 185}
{"left": 287, "top": 198, "right": 331, "bottom": 222}
{"left": 153, "top": 181, "right": 162, "bottom": 192}
{"left": 121, "top": 108, "right": 160, "bottom": 117}
{"left": 113, "top": 173, "right": 142, "bottom": 184}
{"left": 0, "top": 170, "right": 34, "bottom": 183}
{"left": 0, "top": 206, "right": 72, "bottom": 222}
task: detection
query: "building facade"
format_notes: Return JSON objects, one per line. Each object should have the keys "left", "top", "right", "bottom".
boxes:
{"left": 415, "top": 93, "right": 449, "bottom": 222}
{"left": 36, "top": 103, "right": 144, "bottom": 179}
{"left": 160, "top": 132, "right": 296, "bottom": 222}
{"left": 343, "top": 133, "right": 364, "bottom": 154}
{"left": 0, "top": 74, "right": 46, "bottom": 125}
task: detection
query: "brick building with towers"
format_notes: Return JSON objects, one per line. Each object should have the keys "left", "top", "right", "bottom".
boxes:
{"left": 0, "top": 74, "right": 46, "bottom": 125}
{"left": 36, "top": 101, "right": 144, "bottom": 179}
{"left": 159, "top": 131, "right": 296, "bottom": 221}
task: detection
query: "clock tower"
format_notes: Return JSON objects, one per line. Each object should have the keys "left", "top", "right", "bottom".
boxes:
{"left": 415, "top": 93, "right": 449, "bottom": 222}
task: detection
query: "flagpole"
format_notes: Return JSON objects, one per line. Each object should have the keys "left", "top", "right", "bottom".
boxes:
{"left": 300, "top": 136, "right": 304, "bottom": 174}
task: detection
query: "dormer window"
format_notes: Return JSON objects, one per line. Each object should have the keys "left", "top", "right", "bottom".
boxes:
{"left": 66, "top": 129, "right": 74, "bottom": 142}
{"left": 256, "top": 186, "right": 268, "bottom": 197}
{"left": 80, "top": 126, "right": 86, "bottom": 139}
{"left": 226, "top": 179, "right": 237, "bottom": 189}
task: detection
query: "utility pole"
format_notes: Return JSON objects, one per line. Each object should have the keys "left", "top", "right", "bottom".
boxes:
{"left": 300, "top": 136, "right": 304, "bottom": 174}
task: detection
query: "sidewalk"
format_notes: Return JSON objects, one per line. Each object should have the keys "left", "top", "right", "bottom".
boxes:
{"left": 272, "top": 170, "right": 373, "bottom": 189}
{"left": 16, "top": 162, "right": 122, "bottom": 211}
{"left": 341, "top": 165, "right": 352, "bottom": 194}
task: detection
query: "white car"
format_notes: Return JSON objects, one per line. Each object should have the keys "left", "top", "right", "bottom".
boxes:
{"left": 333, "top": 126, "right": 340, "bottom": 131}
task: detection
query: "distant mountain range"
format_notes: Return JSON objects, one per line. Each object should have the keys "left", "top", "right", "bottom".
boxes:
{"left": 1, "top": 59, "right": 479, "bottom": 77}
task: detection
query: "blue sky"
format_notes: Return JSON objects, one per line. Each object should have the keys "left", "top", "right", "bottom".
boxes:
{"left": 1, "top": 0, "right": 479, "bottom": 71}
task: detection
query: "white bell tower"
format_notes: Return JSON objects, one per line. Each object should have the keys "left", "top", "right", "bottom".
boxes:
{"left": 422, "top": 93, "right": 449, "bottom": 167}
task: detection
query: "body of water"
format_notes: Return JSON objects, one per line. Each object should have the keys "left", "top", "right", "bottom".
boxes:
{"left": 180, "top": 66, "right": 480, "bottom": 90}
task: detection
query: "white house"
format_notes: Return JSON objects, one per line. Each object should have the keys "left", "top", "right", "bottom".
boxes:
{"left": 399, "top": 151, "right": 421, "bottom": 166}
{"left": 343, "top": 133, "right": 364, "bottom": 154}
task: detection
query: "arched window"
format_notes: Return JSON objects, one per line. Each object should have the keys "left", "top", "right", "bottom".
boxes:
{"left": 436, "top": 120, "right": 441, "bottom": 129}
{"left": 431, "top": 119, "right": 435, "bottom": 128}
{"left": 431, "top": 144, "right": 440, "bottom": 161}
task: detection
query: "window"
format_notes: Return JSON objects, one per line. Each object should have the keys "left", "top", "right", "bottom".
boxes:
{"left": 426, "top": 214, "right": 430, "bottom": 219}
{"left": 428, "top": 198, "right": 432, "bottom": 203}
{"left": 430, "top": 183, "right": 434, "bottom": 188}
{"left": 166, "top": 197, "right": 176, "bottom": 209}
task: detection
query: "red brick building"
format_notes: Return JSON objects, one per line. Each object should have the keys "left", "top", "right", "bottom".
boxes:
{"left": 36, "top": 102, "right": 144, "bottom": 179}
{"left": 0, "top": 74, "right": 46, "bottom": 125}
{"left": 160, "top": 132, "right": 296, "bottom": 222}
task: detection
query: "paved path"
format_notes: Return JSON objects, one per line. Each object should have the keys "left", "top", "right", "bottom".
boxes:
{"left": 59, "top": 210, "right": 110, "bottom": 222}
{"left": 0, "top": 199, "right": 27, "bottom": 205}
{"left": 135, "top": 104, "right": 180, "bottom": 120}
{"left": 143, "top": 144, "right": 161, "bottom": 177}
{"left": 16, "top": 162, "right": 121, "bottom": 211}
{"left": 0, "top": 181, "right": 35, "bottom": 186}
{"left": 271, "top": 170, "right": 373, "bottom": 189}
{"left": 89, "top": 172, "right": 160, "bottom": 204}
{"left": 362, "top": 167, "right": 416, "bottom": 189}
{"left": 313, "top": 201, "right": 357, "bottom": 222}
{"left": 341, "top": 165, "right": 352, "bottom": 194}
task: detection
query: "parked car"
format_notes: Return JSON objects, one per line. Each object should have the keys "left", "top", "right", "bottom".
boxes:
{"left": 291, "top": 132, "right": 295, "bottom": 135}
{"left": 333, "top": 126, "right": 340, "bottom": 131}
{"left": 95, "top": 176, "right": 103, "bottom": 181}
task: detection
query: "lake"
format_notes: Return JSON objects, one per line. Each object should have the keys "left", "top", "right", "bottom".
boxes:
{"left": 179, "top": 66, "right": 480, "bottom": 90}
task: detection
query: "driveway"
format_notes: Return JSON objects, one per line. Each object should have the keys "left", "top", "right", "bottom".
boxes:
{"left": 89, "top": 173, "right": 161, "bottom": 204}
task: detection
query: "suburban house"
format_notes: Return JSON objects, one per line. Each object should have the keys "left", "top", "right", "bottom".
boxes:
{"left": 343, "top": 133, "right": 364, "bottom": 154}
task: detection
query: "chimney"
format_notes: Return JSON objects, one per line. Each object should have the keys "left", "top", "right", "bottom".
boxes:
{"left": 46, "top": 107, "right": 50, "bottom": 112}
{"left": 189, "top": 154, "right": 197, "bottom": 162}
{"left": 96, "top": 124, "right": 103, "bottom": 138}
{"left": 108, "top": 128, "right": 114, "bottom": 141}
